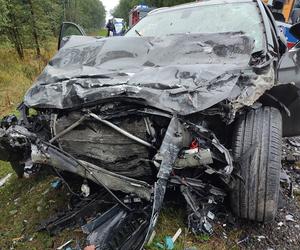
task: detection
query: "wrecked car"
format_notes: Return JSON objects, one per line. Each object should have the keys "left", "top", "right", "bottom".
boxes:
{"left": 2, "top": 0, "right": 300, "bottom": 248}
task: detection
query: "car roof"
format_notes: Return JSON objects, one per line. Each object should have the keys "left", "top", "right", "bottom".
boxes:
{"left": 149, "top": 0, "right": 258, "bottom": 15}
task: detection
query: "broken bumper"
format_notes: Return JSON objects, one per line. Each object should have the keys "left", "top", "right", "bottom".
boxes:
{"left": 0, "top": 113, "right": 232, "bottom": 249}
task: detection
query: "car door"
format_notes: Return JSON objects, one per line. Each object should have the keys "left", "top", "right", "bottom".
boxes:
{"left": 58, "top": 22, "right": 86, "bottom": 50}
{"left": 277, "top": 22, "right": 300, "bottom": 136}
{"left": 278, "top": 42, "right": 300, "bottom": 87}
{"left": 278, "top": 23, "right": 300, "bottom": 136}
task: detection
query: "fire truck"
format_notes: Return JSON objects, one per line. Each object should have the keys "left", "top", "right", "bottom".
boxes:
{"left": 129, "top": 5, "right": 155, "bottom": 27}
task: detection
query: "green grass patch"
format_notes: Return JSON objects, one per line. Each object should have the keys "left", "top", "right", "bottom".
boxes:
{"left": 0, "top": 41, "right": 56, "bottom": 117}
{"left": 0, "top": 161, "right": 81, "bottom": 249}
{"left": 98, "top": 28, "right": 108, "bottom": 37}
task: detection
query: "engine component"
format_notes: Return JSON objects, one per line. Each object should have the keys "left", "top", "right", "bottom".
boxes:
{"left": 55, "top": 112, "right": 153, "bottom": 178}
{"left": 175, "top": 147, "right": 213, "bottom": 169}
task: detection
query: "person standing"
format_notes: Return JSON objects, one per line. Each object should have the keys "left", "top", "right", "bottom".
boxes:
{"left": 106, "top": 19, "right": 116, "bottom": 37}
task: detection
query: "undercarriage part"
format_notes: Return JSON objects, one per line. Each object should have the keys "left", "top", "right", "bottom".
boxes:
{"left": 181, "top": 185, "right": 213, "bottom": 235}
{"left": 54, "top": 112, "right": 154, "bottom": 178}
{"left": 84, "top": 204, "right": 150, "bottom": 250}
{"left": 89, "top": 112, "right": 154, "bottom": 149}
{"left": 0, "top": 126, "right": 30, "bottom": 163}
{"left": 23, "top": 159, "right": 40, "bottom": 178}
{"left": 169, "top": 176, "right": 227, "bottom": 199}
{"left": 231, "top": 107, "right": 282, "bottom": 222}
{"left": 49, "top": 115, "right": 87, "bottom": 143}
{"left": 0, "top": 115, "right": 18, "bottom": 129}
{"left": 175, "top": 175, "right": 227, "bottom": 235}
{"left": 0, "top": 108, "right": 236, "bottom": 249}
{"left": 145, "top": 116, "right": 188, "bottom": 243}
{"left": 175, "top": 147, "right": 213, "bottom": 169}
{"left": 31, "top": 143, "right": 152, "bottom": 201}
{"left": 37, "top": 192, "right": 112, "bottom": 235}
{"left": 38, "top": 190, "right": 151, "bottom": 250}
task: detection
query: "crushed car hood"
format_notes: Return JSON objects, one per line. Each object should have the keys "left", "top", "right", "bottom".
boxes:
{"left": 24, "top": 33, "right": 263, "bottom": 115}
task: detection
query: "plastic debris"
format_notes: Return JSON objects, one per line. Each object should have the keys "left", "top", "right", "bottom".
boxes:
{"left": 162, "top": 228, "right": 182, "bottom": 250}
{"left": 57, "top": 239, "right": 73, "bottom": 250}
{"left": 278, "top": 222, "right": 284, "bottom": 226}
{"left": 257, "top": 236, "right": 266, "bottom": 241}
{"left": 147, "top": 230, "right": 156, "bottom": 245}
{"left": 165, "top": 236, "right": 174, "bottom": 250}
{"left": 288, "top": 138, "right": 300, "bottom": 147}
{"left": 207, "top": 211, "right": 215, "bottom": 220}
{"left": 0, "top": 173, "right": 12, "bottom": 187}
{"left": 81, "top": 181, "right": 90, "bottom": 197}
{"left": 172, "top": 228, "right": 182, "bottom": 243}
{"left": 237, "top": 236, "right": 249, "bottom": 244}
{"left": 51, "top": 179, "right": 62, "bottom": 189}
{"left": 286, "top": 214, "right": 296, "bottom": 222}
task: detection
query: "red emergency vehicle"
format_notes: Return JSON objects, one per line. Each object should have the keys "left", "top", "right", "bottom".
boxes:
{"left": 129, "top": 5, "right": 155, "bottom": 27}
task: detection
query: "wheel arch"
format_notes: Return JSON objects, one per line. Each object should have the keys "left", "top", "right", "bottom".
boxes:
{"left": 258, "top": 83, "right": 300, "bottom": 137}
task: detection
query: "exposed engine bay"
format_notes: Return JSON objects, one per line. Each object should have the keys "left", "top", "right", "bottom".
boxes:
{"left": 0, "top": 100, "right": 233, "bottom": 247}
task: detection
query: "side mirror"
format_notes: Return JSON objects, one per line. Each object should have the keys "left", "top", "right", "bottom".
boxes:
{"left": 290, "top": 22, "right": 300, "bottom": 40}
{"left": 58, "top": 22, "right": 86, "bottom": 50}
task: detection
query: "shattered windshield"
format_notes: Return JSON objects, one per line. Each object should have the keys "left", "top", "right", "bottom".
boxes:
{"left": 126, "top": 3, "right": 265, "bottom": 51}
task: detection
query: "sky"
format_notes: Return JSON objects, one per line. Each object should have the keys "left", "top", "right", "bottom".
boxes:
{"left": 102, "top": 0, "right": 120, "bottom": 20}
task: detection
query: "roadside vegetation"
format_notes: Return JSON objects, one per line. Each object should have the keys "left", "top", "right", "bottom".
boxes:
{"left": 0, "top": 0, "right": 105, "bottom": 60}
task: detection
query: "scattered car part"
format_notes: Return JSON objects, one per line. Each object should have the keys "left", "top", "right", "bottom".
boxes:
{"left": 0, "top": 173, "right": 12, "bottom": 187}
{"left": 57, "top": 239, "right": 73, "bottom": 250}
{"left": 37, "top": 193, "right": 112, "bottom": 235}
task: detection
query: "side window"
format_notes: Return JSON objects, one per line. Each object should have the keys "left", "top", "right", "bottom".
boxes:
{"left": 58, "top": 22, "right": 86, "bottom": 50}
{"left": 62, "top": 24, "right": 84, "bottom": 37}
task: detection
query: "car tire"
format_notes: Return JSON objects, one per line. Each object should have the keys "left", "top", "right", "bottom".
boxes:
{"left": 230, "top": 107, "right": 282, "bottom": 222}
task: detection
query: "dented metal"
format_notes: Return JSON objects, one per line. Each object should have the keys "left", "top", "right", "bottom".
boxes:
{"left": 23, "top": 32, "right": 273, "bottom": 119}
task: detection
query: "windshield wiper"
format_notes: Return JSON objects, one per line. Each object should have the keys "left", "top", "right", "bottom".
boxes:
{"left": 135, "top": 29, "right": 142, "bottom": 37}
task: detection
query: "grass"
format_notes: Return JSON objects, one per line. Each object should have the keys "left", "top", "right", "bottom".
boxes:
{"left": 97, "top": 28, "right": 108, "bottom": 37}
{"left": 89, "top": 28, "right": 107, "bottom": 37}
{"left": 0, "top": 43, "right": 56, "bottom": 116}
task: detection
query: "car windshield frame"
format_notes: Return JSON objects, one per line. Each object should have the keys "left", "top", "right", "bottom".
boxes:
{"left": 126, "top": 2, "right": 266, "bottom": 52}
